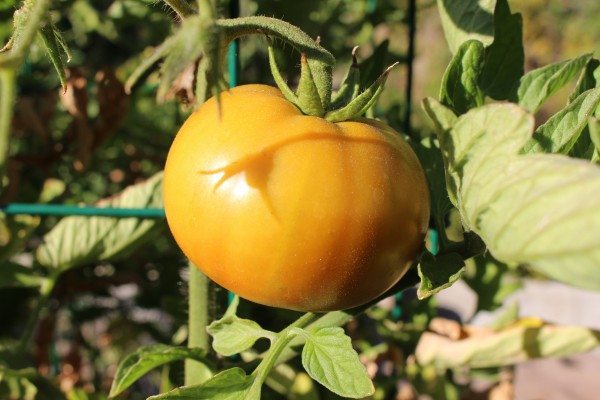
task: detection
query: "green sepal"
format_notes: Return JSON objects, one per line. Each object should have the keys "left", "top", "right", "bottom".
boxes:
{"left": 217, "top": 17, "right": 334, "bottom": 111}
{"left": 329, "top": 46, "right": 360, "bottom": 110}
{"left": 307, "top": 55, "right": 333, "bottom": 111}
{"left": 296, "top": 54, "right": 325, "bottom": 116}
{"left": 267, "top": 37, "right": 298, "bottom": 105}
{"left": 325, "top": 62, "right": 398, "bottom": 123}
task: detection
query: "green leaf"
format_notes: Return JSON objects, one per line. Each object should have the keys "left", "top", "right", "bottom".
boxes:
{"left": 568, "top": 58, "right": 600, "bottom": 103}
{"left": 417, "top": 252, "right": 465, "bottom": 300}
{"left": 416, "top": 321, "right": 600, "bottom": 369}
{"left": 444, "top": 104, "right": 534, "bottom": 231}
{"left": 479, "top": 0, "right": 524, "bottom": 101}
{"left": 412, "top": 137, "right": 452, "bottom": 231}
{"left": 436, "top": 0, "right": 497, "bottom": 54}
{"left": 299, "top": 327, "right": 374, "bottom": 399}
{"left": 109, "top": 345, "right": 208, "bottom": 398}
{"left": 207, "top": 315, "right": 275, "bottom": 357}
{"left": 481, "top": 155, "right": 600, "bottom": 291}
{"left": 523, "top": 88, "right": 600, "bottom": 154}
{"left": 569, "top": 127, "right": 595, "bottom": 161}
{"left": 148, "top": 368, "right": 255, "bottom": 400}
{"left": 421, "top": 98, "right": 459, "bottom": 206}
{"left": 422, "top": 97, "right": 459, "bottom": 134}
{"left": 517, "top": 53, "right": 593, "bottom": 113}
{"left": 439, "top": 40, "right": 485, "bottom": 115}
{"left": 36, "top": 172, "right": 165, "bottom": 272}
{"left": 38, "top": 22, "right": 71, "bottom": 92}
{"left": 462, "top": 254, "right": 521, "bottom": 312}
{"left": 441, "top": 105, "right": 600, "bottom": 291}
{"left": 0, "top": 262, "right": 44, "bottom": 288}
{"left": 277, "top": 271, "right": 420, "bottom": 369}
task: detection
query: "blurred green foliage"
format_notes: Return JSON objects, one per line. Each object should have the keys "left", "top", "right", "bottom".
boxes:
{"left": 0, "top": 1, "right": 598, "bottom": 399}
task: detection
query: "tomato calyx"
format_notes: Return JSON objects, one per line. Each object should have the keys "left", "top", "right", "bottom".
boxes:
{"left": 268, "top": 39, "right": 398, "bottom": 122}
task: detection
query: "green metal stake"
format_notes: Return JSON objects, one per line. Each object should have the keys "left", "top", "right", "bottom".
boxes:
{"left": 403, "top": 0, "right": 417, "bottom": 136}
{"left": 228, "top": 42, "right": 239, "bottom": 88}
{"left": 1, "top": 203, "right": 165, "bottom": 218}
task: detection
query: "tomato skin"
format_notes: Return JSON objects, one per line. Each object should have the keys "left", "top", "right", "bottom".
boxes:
{"left": 164, "top": 84, "right": 430, "bottom": 311}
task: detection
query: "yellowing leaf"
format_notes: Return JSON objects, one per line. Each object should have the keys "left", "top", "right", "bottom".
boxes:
{"left": 416, "top": 322, "right": 600, "bottom": 369}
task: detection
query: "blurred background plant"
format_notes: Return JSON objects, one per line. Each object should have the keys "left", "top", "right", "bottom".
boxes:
{"left": 0, "top": 1, "right": 598, "bottom": 399}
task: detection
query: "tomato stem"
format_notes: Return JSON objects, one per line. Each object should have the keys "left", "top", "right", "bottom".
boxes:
{"left": 0, "top": 67, "right": 16, "bottom": 185}
{"left": 185, "top": 264, "right": 213, "bottom": 385}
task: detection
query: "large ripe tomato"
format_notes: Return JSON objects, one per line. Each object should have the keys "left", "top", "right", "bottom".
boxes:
{"left": 164, "top": 84, "right": 430, "bottom": 311}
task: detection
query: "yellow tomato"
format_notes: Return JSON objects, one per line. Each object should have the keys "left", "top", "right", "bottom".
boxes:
{"left": 164, "top": 84, "right": 430, "bottom": 311}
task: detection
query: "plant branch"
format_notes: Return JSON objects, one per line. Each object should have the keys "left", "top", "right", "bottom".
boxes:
{"left": 247, "top": 312, "right": 318, "bottom": 396}
{"left": 0, "top": 68, "right": 16, "bottom": 183}
{"left": 216, "top": 17, "right": 334, "bottom": 66}
{"left": 0, "top": 0, "right": 52, "bottom": 67}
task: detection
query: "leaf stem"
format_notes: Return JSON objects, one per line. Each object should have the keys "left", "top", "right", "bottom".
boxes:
{"left": 249, "top": 312, "right": 318, "bottom": 394}
{"left": 216, "top": 17, "right": 334, "bottom": 66}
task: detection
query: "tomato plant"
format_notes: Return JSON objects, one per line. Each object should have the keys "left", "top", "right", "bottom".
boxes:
{"left": 0, "top": 0, "right": 599, "bottom": 399}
